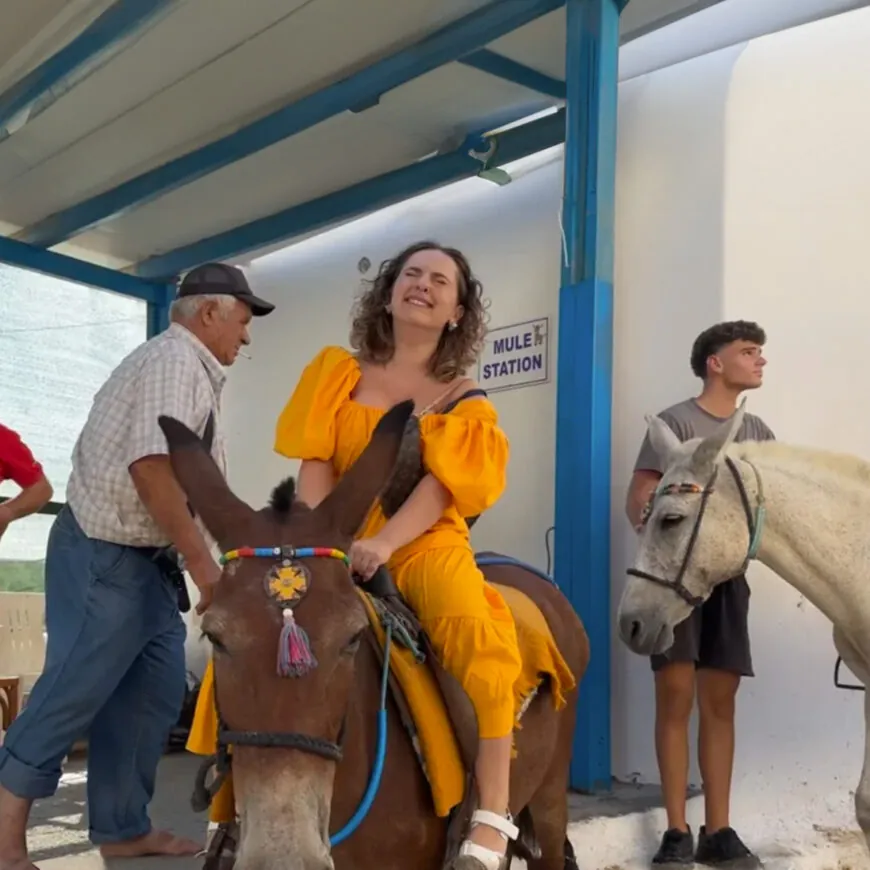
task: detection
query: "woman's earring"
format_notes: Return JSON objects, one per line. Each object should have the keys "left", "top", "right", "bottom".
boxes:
{"left": 385, "top": 303, "right": 393, "bottom": 314}
{"left": 448, "top": 321, "right": 457, "bottom": 331}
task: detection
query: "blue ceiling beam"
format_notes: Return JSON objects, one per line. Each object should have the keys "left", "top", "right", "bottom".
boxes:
{"left": 459, "top": 49, "right": 566, "bottom": 99}
{"left": 0, "top": 234, "right": 164, "bottom": 304}
{"left": 0, "top": 0, "right": 176, "bottom": 136}
{"left": 18, "top": 0, "right": 566, "bottom": 250}
{"left": 132, "top": 108, "right": 567, "bottom": 280}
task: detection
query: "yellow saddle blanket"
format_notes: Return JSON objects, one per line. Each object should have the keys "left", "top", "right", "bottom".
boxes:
{"left": 357, "top": 581, "right": 575, "bottom": 818}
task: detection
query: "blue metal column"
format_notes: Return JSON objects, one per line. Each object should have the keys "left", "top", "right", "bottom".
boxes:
{"left": 147, "top": 284, "right": 175, "bottom": 337}
{"left": 555, "top": 0, "right": 622, "bottom": 792}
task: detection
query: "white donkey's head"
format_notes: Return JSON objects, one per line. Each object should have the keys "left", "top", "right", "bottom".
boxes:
{"left": 618, "top": 399, "right": 763, "bottom": 656}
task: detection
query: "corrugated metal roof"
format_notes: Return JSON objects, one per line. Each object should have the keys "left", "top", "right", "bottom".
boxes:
{"left": 0, "top": 0, "right": 725, "bottom": 276}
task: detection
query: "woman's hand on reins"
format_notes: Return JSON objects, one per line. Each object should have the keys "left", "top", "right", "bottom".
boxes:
{"left": 349, "top": 536, "right": 395, "bottom": 581}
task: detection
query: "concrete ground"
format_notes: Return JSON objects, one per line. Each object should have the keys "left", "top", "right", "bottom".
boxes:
{"left": 28, "top": 752, "right": 206, "bottom": 870}
{"left": 25, "top": 751, "right": 866, "bottom": 870}
{"left": 26, "top": 751, "right": 673, "bottom": 869}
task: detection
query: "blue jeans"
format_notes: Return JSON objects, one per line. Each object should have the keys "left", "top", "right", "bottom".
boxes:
{"left": 0, "top": 506, "right": 186, "bottom": 844}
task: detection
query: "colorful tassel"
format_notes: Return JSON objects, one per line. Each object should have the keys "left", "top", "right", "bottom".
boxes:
{"left": 277, "top": 608, "right": 317, "bottom": 677}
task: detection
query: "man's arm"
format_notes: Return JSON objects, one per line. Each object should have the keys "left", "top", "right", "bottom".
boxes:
{"left": 124, "top": 355, "right": 218, "bottom": 595}
{"left": 128, "top": 458, "right": 213, "bottom": 568}
{"left": 0, "top": 426, "right": 53, "bottom": 540}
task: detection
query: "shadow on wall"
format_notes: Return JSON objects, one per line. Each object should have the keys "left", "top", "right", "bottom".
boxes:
{"left": 608, "top": 42, "right": 748, "bottom": 784}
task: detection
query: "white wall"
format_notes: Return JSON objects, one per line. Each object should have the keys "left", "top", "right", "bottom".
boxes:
{"left": 220, "top": 4, "right": 870, "bottom": 846}
{"left": 717, "top": 8, "right": 870, "bottom": 817}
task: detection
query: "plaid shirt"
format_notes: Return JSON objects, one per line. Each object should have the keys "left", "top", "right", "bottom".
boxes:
{"left": 67, "top": 323, "right": 227, "bottom": 547}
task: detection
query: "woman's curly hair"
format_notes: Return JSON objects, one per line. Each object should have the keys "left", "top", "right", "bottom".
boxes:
{"left": 349, "top": 240, "right": 489, "bottom": 382}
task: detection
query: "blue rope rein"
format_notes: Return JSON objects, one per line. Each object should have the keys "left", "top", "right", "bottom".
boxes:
{"left": 328, "top": 615, "right": 394, "bottom": 846}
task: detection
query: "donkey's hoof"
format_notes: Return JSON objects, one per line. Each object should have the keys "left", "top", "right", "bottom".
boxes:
{"left": 201, "top": 822, "right": 238, "bottom": 870}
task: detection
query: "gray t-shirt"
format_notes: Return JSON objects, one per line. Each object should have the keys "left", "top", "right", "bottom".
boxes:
{"left": 634, "top": 398, "right": 775, "bottom": 474}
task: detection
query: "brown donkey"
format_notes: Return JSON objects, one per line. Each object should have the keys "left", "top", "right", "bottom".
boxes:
{"left": 159, "top": 401, "right": 590, "bottom": 870}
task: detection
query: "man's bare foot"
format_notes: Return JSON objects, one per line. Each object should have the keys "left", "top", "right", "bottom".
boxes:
{"left": 99, "top": 829, "right": 202, "bottom": 858}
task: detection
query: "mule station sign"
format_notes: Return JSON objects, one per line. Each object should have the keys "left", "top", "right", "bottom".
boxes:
{"left": 478, "top": 317, "right": 549, "bottom": 393}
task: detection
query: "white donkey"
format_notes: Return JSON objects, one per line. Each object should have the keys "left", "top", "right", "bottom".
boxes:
{"left": 617, "top": 399, "right": 870, "bottom": 853}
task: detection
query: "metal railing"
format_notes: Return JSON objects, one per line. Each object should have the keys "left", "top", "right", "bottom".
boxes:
{"left": 0, "top": 496, "right": 63, "bottom": 517}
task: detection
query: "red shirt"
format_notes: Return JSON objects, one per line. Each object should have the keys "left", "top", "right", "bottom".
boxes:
{"left": 0, "top": 424, "right": 45, "bottom": 489}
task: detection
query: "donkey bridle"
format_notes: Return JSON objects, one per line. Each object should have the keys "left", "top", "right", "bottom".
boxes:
{"left": 192, "top": 677, "right": 346, "bottom": 813}
{"left": 191, "top": 546, "right": 349, "bottom": 813}
{"left": 215, "top": 685, "right": 345, "bottom": 759}
{"left": 626, "top": 456, "right": 766, "bottom": 608}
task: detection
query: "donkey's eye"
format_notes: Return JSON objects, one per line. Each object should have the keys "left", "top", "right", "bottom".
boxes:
{"left": 342, "top": 630, "right": 366, "bottom": 657}
{"left": 659, "top": 513, "right": 686, "bottom": 529}
{"left": 200, "top": 630, "right": 228, "bottom": 655}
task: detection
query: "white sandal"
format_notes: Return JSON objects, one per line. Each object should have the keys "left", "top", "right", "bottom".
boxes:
{"left": 457, "top": 809, "right": 519, "bottom": 870}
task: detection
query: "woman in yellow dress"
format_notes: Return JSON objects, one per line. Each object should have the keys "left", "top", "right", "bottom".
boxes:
{"left": 191, "top": 240, "right": 521, "bottom": 870}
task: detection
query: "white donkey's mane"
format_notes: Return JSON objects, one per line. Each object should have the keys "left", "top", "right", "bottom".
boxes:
{"left": 731, "top": 438, "right": 870, "bottom": 486}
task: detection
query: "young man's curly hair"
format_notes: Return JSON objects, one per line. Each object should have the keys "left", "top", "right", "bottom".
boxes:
{"left": 690, "top": 320, "right": 766, "bottom": 379}
{"left": 349, "top": 240, "right": 489, "bottom": 382}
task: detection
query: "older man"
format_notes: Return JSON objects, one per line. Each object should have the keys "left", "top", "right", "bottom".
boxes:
{"left": 0, "top": 425, "right": 53, "bottom": 542}
{"left": 0, "top": 264, "right": 274, "bottom": 869}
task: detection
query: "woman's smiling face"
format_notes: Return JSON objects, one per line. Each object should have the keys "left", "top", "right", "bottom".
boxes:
{"left": 389, "top": 248, "right": 464, "bottom": 333}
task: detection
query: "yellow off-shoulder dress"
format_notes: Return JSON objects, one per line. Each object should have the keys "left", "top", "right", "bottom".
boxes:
{"left": 188, "top": 345, "right": 522, "bottom": 823}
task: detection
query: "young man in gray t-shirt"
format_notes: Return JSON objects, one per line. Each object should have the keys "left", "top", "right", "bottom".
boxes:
{"left": 626, "top": 321, "right": 774, "bottom": 869}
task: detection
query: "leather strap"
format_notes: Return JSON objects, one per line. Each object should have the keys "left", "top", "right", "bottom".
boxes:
{"left": 469, "top": 810, "right": 519, "bottom": 841}
{"left": 441, "top": 388, "right": 488, "bottom": 414}
{"left": 457, "top": 810, "right": 519, "bottom": 870}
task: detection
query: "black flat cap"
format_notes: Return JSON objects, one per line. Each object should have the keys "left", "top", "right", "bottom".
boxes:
{"left": 177, "top": 263, "right": 275, "bottom": 317}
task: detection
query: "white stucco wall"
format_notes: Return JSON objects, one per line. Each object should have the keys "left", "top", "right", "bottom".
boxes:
{"left": 213, "top": 5, "right": 870, "bottom": 862}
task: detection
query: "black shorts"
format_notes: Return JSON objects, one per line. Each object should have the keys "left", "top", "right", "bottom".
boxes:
{"left": 650, "top": 575, "right": 753, "bottom": 677}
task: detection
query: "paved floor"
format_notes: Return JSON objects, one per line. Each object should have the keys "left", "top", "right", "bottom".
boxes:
{"left": 29, "top": 752, "right": 206, "bottom": 870}
{"left": 27, "top": 751, "right": 664, "bottom": 868}
{"left": 29, "top": 752, "right": 852, "bottom": 870}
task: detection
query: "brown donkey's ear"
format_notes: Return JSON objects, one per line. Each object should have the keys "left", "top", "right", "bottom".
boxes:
{"left": 157, "top": 415, "right": 257, "bottom": 549}
{"left": 315, "top": 400, "right": 414, "bottom": 540}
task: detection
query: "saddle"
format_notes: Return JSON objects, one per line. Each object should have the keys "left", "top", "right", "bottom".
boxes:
{"left": 361, "top": 566, "right": 543, "bottom": 868}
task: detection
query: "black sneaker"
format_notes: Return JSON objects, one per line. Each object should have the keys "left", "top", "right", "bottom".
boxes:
{"left": 695, "top": 826, "right": 762, "bottom": 868}
{"left": 652, "top": 827, "right": 695, "bottom": 865}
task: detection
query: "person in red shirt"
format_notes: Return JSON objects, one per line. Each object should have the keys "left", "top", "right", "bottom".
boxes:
{"left": 0, "top": 424, "right": 53, "bottom": 542}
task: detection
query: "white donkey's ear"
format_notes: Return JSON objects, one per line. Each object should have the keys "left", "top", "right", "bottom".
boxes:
{"left": 691, "top": 397, "right": 746, "bottom": 474}
{"left": 646, "top": 415, "right": 681, "bottom": 468}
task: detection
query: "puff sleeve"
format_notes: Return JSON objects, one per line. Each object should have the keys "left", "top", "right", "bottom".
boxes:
{"left": 420, "top": 397, "right": 509, "bottom": 517}
{"left": 274, "top": 346, "right": 359, "bottom": 461}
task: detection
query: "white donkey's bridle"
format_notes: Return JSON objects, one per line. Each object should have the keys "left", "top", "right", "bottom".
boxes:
{"left": 627, "top": 456, "right": 766, "bottom": 607}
